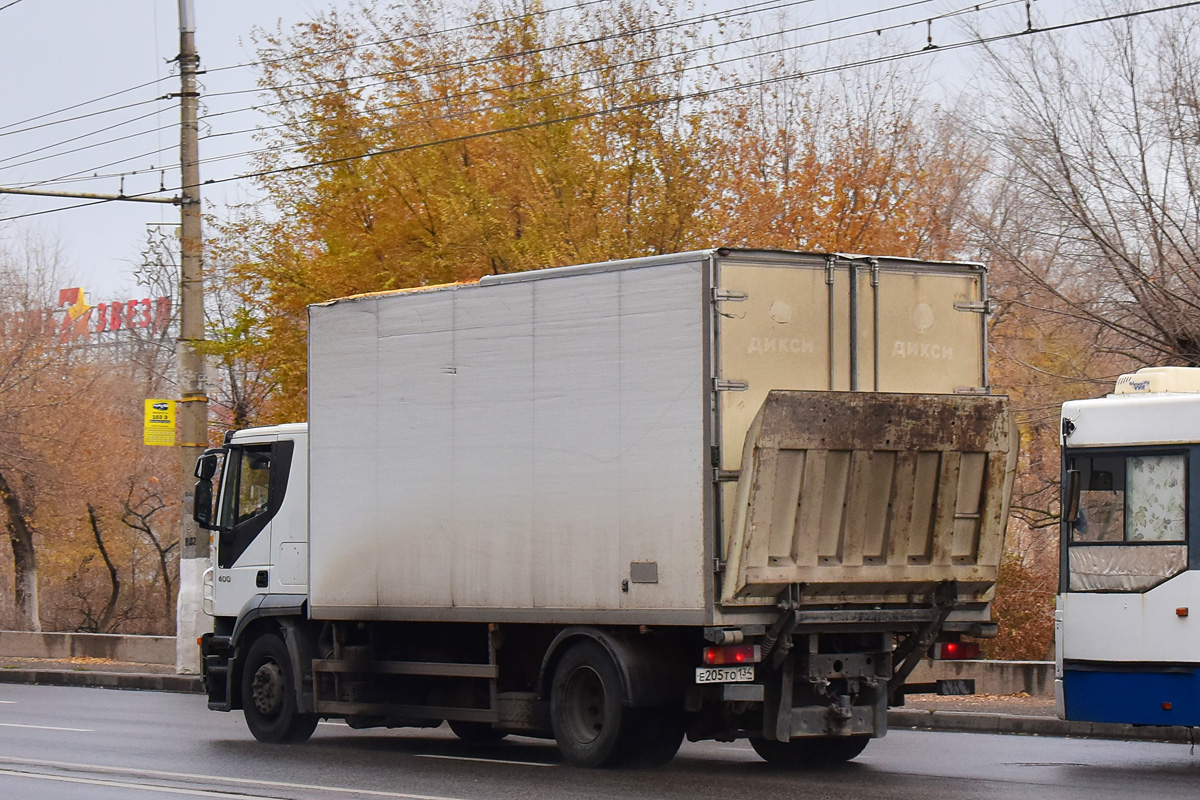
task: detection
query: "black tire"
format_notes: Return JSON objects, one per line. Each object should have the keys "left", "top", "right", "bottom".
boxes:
{"left": 241, "top": 632, "right": 319, "bottom": 744}
{"left": 751, "top": 735, "right": 869, "bottom": 767}
{"left": 623, "top": 707, "right": 685, "bottom": 767}
{"left": 449, "top": 720, "right": 508, "bottom": 743}
{"left": 550, "top": 640, "right": 637, "bottom": 768}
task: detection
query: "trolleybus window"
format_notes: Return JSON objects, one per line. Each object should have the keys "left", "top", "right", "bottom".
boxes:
{"left": 1065, "top": 451, "right": 1188, "bottom": 592}
{"left": 1070, "top": 454, "right": 1185, "bottom": 543}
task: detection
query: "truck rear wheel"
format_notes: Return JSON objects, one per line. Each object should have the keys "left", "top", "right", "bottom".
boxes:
{"left": 751, "top": 735, "right": 869, "bottom": 767}
{"left": 551, "top": 640, "right": 637, "bottom": 768}
{"left": 242, "top": 632, "right": 318, "bottom": 744}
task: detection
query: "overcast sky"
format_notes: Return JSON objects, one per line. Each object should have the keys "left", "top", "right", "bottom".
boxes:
{"left": 1, "top": 0, "right": 331, "bottom": 300}
{"left": 0, "top": 0, "right": 1109, "bottom": 302}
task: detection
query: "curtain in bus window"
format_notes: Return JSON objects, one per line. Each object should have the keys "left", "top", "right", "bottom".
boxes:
{"left": 1068, "top": 544, "right": 1188, "bottom": 591}
{"left": 1126, "top": 455, "right": 1186, "bottom": 541}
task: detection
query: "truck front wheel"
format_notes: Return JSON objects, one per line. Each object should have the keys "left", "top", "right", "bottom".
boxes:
{"left": 751, "top": 735, "right": 869, "bottom": 767}
{"left": 241, "top": 632, "right": 318, "bottom": 744}
{"left": 550, "top": 641, "right": 638, "bottom": 768}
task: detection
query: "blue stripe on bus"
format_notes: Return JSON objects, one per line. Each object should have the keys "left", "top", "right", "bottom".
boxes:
{"left": 1063, "top": 668, "right": 1200, "bottom": 726}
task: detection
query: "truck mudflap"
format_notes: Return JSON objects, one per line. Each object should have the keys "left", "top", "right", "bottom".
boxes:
{"left": 721, "top": 391, "right": 1016, "bottom": 606}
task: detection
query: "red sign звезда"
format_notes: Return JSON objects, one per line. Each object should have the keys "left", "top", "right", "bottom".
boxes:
{"left": 0, "top": 288, "right": 172, "bottom": 342}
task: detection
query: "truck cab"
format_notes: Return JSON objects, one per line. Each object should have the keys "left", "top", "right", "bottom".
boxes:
{"left": 195, "top": 424, "right": 308, "bottom": 620}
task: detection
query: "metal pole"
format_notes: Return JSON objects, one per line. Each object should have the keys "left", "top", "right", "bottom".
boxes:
{"left": 175, "top": 0, "right": 208, "bottom": 675}
{"left": 0, "top": 187, "right": 179, "bottom": 204}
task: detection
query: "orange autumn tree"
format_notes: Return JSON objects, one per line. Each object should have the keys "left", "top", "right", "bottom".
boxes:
{"left": 708, "top": 60, "right": 979, "bottom": 258}
{"left": 0, "top": 244, "right": 181, "bottom": 633}
{"left": 217, "top": 0, "right": 980, "bottom": 423}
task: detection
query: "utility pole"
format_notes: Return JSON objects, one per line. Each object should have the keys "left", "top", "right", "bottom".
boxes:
{"left": 175, "top": 0, "right": 208, "bottom": 675}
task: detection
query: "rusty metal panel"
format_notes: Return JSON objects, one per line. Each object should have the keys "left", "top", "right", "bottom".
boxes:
{"left": 721, "top": 391, "right": 1016, "bottom": 606}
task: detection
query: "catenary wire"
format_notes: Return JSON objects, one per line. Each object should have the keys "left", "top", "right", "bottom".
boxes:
{"left": 0, "top": 108, "right": 176, "bottom": 169}
{"left": 4, "top": 0, "right": 950, "bottom": 184}
{"left": 197, "top": 0, "right": 824, "bottom": 116}
{"left": 0, "top": 0, "right": 666, "bottom": 139}
{"left": 4, "top": 0, "right": 1196, "bottom": 212}
{"left": 201, "top": 0, "right": 982, "bottom": 147}
{"left": 174, "top": 0, "right": 1014, "bottom": 177}
{"left": 162, "top": 1, "right": 1200, "bottom": 192}
{"left": 0, "top": 0, "right": 813, "bottom": 168}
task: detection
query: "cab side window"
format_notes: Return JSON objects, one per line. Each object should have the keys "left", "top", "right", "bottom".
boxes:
{"left": 237, "top": 450, "right": 272, "bottom": 524}
{"left": 217, "top": 441, "right": 293, "bottom": 569}
{"left": 218, "top": 445, "right": 273, "bottom": 530}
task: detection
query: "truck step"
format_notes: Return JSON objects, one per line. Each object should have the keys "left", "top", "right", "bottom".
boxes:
{"left": 312, "top": 659, "right": 497, "bottom": 679}
{"left": 313, "top": 700, "right": 498, "bottom": 723}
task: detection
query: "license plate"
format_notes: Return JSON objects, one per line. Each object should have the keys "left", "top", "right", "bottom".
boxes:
{"left": 695, "top": 666, "right": 755, "bottom": 684}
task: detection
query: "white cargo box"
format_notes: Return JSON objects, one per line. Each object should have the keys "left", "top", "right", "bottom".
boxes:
{"left": 307, "top": 249, "right": 998, "bottom": 624}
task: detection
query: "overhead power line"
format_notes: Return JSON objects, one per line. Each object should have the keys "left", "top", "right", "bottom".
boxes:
{"left": 199, "top": 0, "right": 822, "bottom": 104}
{"left": 0, "top": 0, "right": 814, "bottom": 171}
{"left": 0, "top": 92, "right": 175, "bottom": 138}
{"left": 171, "top": 0, "right": 1200, "bottom": 192}
{"left": 0, "top": 108, "right": 175, "bottom": 170}
{"left": 4, "top": 0, "right": 1198, "bottom": 218}
{"left": 0, "top": 0, "right": 640, "bottom": 138}
{"left": 201, "top": 0, "right": 985, "bottom": 152}
{"left": 0, "top": 0, "right": 950, "bottom": 183}
{"left": 203, "top": 0, "right": 708, "bottom": 76}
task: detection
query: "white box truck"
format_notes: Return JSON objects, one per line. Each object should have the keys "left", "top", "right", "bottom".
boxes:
{"left": 194, "top": 248, "right": 1016, "bottom": 767}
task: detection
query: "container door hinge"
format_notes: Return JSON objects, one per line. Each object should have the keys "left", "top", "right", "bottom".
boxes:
{"left": 954, "top": 299, "right": 994, "bottom": 314}
{"left": 713, "top": 468, "right": 741, "bottom": 483}
{"left": 712, "top": 289, "right": 748, "bottom": 303}
{"left": 714, "top": 378, "right": 749, "bottom": 392}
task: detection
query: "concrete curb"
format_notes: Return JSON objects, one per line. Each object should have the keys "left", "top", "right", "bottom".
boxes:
{"left": 889, "top": 709, "right": 1199, "bottom": 744}
{"left": 0, "top": 669, "right": 202, "bottom": 694}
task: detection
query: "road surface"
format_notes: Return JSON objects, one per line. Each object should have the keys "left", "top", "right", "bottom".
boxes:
{"left": 0, "top": 683, "right": 1196, "bottom": 799}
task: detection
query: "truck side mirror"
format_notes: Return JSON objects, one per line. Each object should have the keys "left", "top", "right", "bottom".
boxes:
{"left": 194, "top": 479, "right": 216, "bottom": 529}
{"left": 195, "top": 451, "right": 219, "bottom": 481}
{"left": 1064, "top": 469, "right": 1081, "bottom": 524}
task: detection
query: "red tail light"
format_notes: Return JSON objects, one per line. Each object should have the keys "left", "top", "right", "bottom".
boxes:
{"left": 702, "top": 644, "right": 761, "bottom": 665}
{"left": 931, "top": 641, "right": 981, "bottom": 660}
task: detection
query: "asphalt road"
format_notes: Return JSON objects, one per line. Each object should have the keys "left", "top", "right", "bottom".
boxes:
{"left": 0, "top": 683, "right": 1197, "bottom": 799}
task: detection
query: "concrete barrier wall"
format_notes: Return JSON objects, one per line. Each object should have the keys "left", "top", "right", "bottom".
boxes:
{"left": 0, "top": 631, "right": 175, "bottom": 665}
{"left": 909, "top": 659, "right": 1054, "bottom": 696}
{"left": 0, "top": 631, "right": 1055, "bottom": 693}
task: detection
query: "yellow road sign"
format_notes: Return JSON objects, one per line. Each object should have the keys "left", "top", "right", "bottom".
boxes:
{"left": 144, "top": 399, "right": 176, "bottom": 446}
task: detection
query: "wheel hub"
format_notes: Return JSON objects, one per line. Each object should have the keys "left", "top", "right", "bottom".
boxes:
{"left": 562, "top": 666, "right": 606, "bottom": 744}
{"left": 250, "top": 661, "right": 285, "bottom": 717}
